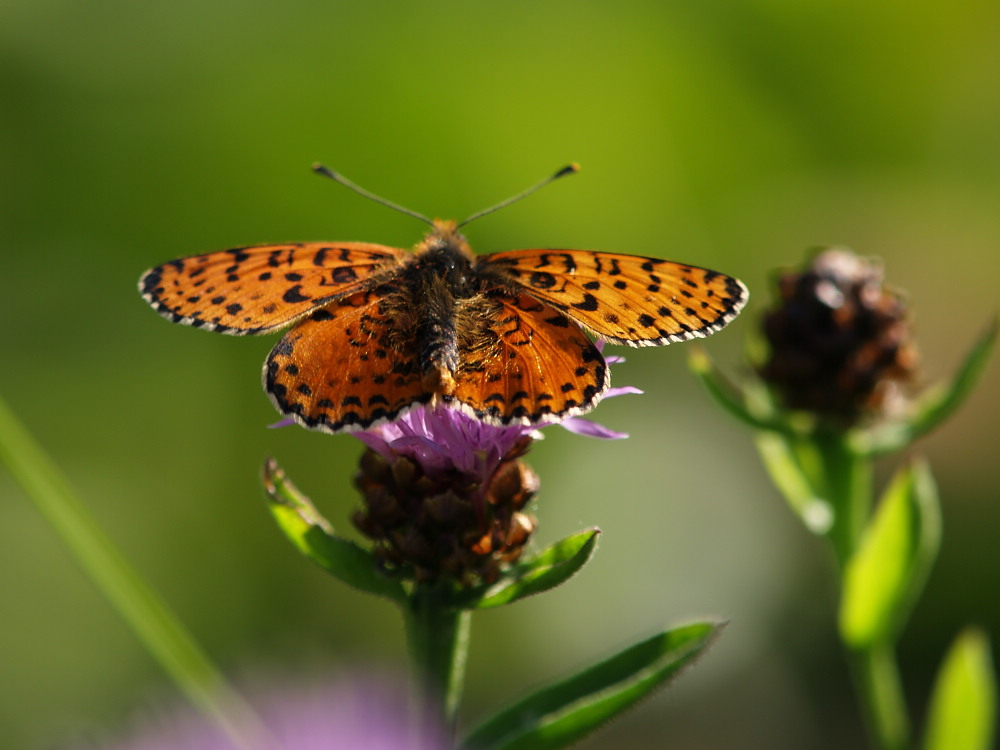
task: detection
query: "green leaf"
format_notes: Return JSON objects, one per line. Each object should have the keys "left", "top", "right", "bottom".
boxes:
{"left": 839, "top": 458, "right": 940, "bottom": 648}
{"left": 688, "top": 347, "right": 790, "bottom": 433}
{"left": 923, "top": 628, "right": 997, "bottom": 750}
{"left": 754, "top": 432, "right": 833, "bottom": 534}
{"left": 453, "top": 529, "right": 600, "bottom": 610}
{"left": 460, "top": 621, "right": 723, "bottom": 750}
{"left": 860, "top": 316, "right": 997, "bottom": 456}
{"left": 263, "top": 457, "right": 406, "bottom": 604}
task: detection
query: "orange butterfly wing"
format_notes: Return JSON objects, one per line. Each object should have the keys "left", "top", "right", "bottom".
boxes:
{"left": 264, "top": 288, "right": 608, "bottom": 431}
{"left": 482, "top": 249, "right": 748, "bottom": 346}
{"left": 450, "top": 292, "right": 608, "bottom": 425}
{"left": 263, "top": 288, "right": 430, "bottom": 433}
{"left": 139, "top": 242, "right": 409, "bottom": 335}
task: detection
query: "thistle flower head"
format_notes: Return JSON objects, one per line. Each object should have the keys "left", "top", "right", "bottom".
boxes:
{"left": 758, "top": 247, "right": 918, "bottom": 425}
{"left": 352, "top": 406, "right": 539, "bottom": 586}
{"left": 351, "top": 348, "right": 639, "bottom": 586}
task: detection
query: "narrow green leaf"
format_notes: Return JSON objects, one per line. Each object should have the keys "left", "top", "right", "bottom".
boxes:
{"left": 453, "top": 529, "right": 600, "bottom": 610}
{"left": 755, "top": 432, "right": 833, "bottom": 534}
{"left": 923, "top": 628, "right": 997, "bottom": 750}
{"left": 860, "top": 316, "right": 997, "bottom": 456}
{"left": 0, "top": 395, "right": 267, "bottom": 750}
{"left": 461, "top": 621, "right": 722, "bottom": 750}
{"left": 910, "top": 315, "right": 998, "bottom": 438}
{"left": 263, "top": 458, "right": 406, "bottom": 603}
{"left": 839, "top": 459, "right": 940, "bottom": 648}
{"left": 688, "top": 347, "right": 789, "bottom": 433}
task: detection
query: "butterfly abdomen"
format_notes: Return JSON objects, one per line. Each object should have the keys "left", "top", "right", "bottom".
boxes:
{"left": 415, "top": 276, "right": 460, "bottom": 395}
{"left": 406, "top": 240, "right": 480, "bottom": 397}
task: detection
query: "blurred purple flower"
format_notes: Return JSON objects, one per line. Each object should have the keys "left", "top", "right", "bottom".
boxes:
{"left": 83, "top": 678, "right": 446, "bottom": 750}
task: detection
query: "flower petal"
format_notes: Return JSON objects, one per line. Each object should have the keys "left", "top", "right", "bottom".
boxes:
{"left": 606, "top": 385, "right": 643, "bottom": 398}
{"left": 559, "top": 417, "right": 630, "bottom": 440}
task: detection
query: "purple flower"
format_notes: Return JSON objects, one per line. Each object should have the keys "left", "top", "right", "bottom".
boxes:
{"left": 353, "top": 347, "right": 640, "bottom": 478}
{"left": 80, "top": 677, "right": 446, "bottom": 750}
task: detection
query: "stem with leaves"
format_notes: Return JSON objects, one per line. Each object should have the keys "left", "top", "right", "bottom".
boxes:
{"left": 264, "top": 456, "right": 726, "bottom": 750}
{"left": 690, "top": 317, "right": 998, "bottom": 750}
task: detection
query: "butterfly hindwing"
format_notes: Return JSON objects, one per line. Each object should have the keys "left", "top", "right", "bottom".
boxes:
{"left": 450, "top": 292, "right": 608, "bottom": 425}
{"left": 482, "top": 249, "right": 748, "bottom": 346}
{"left": 140, "top": 242, "right": 409, "bottom": 335}
{"left": 263, "top": 288, "right": 431, "bottom": 433}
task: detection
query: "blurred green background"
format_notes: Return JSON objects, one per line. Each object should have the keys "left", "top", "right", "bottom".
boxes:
{"left": 3, "top": 1, "right": 998, "bottom": 748}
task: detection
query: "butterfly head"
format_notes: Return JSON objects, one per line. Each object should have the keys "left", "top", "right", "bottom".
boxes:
{"left": 420, "top": 218, "right": 472, "bottom": 256}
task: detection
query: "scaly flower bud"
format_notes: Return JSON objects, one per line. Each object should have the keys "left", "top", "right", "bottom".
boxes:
{"left": 758, "top": 248, "right": 918, "bottom": 425}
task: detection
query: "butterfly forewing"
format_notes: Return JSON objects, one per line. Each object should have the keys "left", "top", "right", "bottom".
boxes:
{"left": 483, "top": 249, "right": 748, "bottom": 346}
{"left": 263, "top": 288, "right": 430, "bottom": 433}
{"left": 140, "top": 242, "right": 409, "bottom": 335}
{"left": 451, "top": 293, "right": 608, "bottom": 425}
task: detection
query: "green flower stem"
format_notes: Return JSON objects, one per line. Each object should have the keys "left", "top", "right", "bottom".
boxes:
{"left": 850, "top": 641, "right": 909, "bottom": 750}
{"left": 817, "top": 432, "right": 908, "bottom": 750}
{"left": 817, "top": 431, "right": 873, "bottom": 570}
{"left": 0, "top": 396, "right": 269, "bottom": 750}
{"left": 405, "top": 583, "right": 472, "bottom": 739}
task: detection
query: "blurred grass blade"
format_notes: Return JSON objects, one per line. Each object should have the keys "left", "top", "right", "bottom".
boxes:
{"left": 455, "top": 529, "right": 600, "bottom": 610}
{"left": 923, "top": 628, "right": 997, "bottom": 750}
{"left": 0, "top": 395, "right": 267, "bottom": 750}
{"left": 839, "top": 458, "right": 940, "bottom": 648}
{"left": 263, "top": 457, "right": 406, "bottom": 604}
{"left": 461, "top": 621, "right": 722, "bottom": 750}
{"left": 862, "top": 316, "right": 997, "bottom": 456}
{"left": 755, "top": 432, "right": 833, "bottom": 535}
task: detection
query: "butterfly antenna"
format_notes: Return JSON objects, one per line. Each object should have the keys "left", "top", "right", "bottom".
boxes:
{"left": 312, "top": 163, "right": 435, "bottom": 226}
{"left": 457, "top": 163, "right": 580, "bottom": 228}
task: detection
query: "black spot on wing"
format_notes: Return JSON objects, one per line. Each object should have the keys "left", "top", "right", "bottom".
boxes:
{"left": 282, "top": 285, "right": 310, "bottom": 303}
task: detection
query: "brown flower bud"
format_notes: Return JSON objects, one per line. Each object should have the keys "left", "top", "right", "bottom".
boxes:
{"left": 352, "top": 442, "right": 539, "bottom": 587}
{"left": 759, "top": 248, "right": 918, "bottom": 425}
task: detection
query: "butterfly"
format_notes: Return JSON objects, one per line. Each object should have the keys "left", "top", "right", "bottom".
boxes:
{"left": 139, "top": 165, "right": 748, "bottom": 434}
